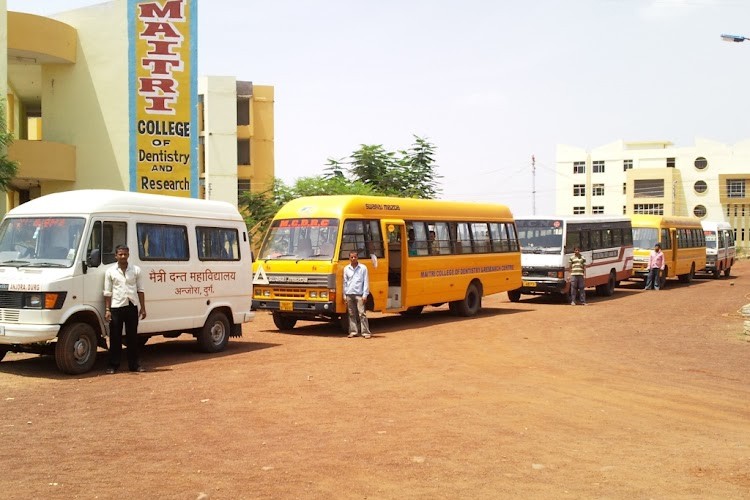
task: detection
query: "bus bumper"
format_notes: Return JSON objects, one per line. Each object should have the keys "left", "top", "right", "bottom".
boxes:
{"left": 518, "top": 279, "right": 567, "bottom": 294}
{"left": 252, "top": 299, "right": 337, "bottom": 314}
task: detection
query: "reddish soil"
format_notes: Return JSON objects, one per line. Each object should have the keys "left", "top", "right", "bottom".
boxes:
{"left": 1, "top": 261, "right": 749, "bottom": 499}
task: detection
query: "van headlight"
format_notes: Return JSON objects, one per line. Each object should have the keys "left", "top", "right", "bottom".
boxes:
{"left": 23, "top": 292, "right": 66, "bottom": 309}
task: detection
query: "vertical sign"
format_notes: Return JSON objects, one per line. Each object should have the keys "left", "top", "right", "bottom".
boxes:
{"left": 129, "top": 0, "right": 198, "bottom": 197}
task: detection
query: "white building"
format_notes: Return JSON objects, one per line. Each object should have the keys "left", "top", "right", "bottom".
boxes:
{"left": 556, "top": 138, "right": 750, "bottom": 248}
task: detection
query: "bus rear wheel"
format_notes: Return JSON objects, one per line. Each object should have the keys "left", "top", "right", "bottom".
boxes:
{"left": 0, "top": 348, "right": 7, "bottom": 362}
{"left": 596, "top": 271, "right": 616, "bottom": 297}
{"left": 456, "top": 283, "right": 482, "bottom": 317}
{"left": 724, "top": 266, "right": 732, "bottom": 278}
{"left": 507, "top": 289, "right": 521, "bottom": 303}
{"left": 198, "top": 311, "right": 230, "bottom": 353}
{"left": 678, "top": 263, "right": 695, "bottom": 283}
{"left": 712, "top": 267, "right": 721, "bottom": 279}
{"left": 272, "top": 312, "right": 297, "bottom": 331}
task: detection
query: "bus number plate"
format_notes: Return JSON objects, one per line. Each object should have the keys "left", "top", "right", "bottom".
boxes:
{"left": 280, "top": 301, "right": 293, "bottom": 312}
{"left": 522, "top": 281, "right": 537, "bottom": 288}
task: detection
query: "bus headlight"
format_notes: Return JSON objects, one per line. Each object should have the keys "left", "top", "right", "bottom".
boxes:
{"left": 263, "top": 289, "right": 271, "bottom": 297}
{"left": 23, "top": 292, "right": 66, "bottom": 309}
{"left": 26, "top": 293, "right": 42, "bottom": 308}
{"left": 309, "top": 291, "right": 318, "bottom": 298}
{"left": 320, "top": 291, "right": 329, "bottom": 299}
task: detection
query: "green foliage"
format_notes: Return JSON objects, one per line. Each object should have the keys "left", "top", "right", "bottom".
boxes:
{"left": 0, "top": 100, "right": 18, "bottom": 192}
{"left": 239, "top": 135, "right": 441, "bottom": 252}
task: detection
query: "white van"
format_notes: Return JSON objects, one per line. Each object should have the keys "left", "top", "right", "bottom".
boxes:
{"left": 701, "top": 220, "right": 736, "bottom": 278}
{"left": 0, "top": 190, "right": 254, "bottom": 374}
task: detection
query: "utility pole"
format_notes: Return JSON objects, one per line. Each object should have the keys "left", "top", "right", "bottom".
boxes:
{"left": 531, "top": 154, "right": 536, "bottom": 215}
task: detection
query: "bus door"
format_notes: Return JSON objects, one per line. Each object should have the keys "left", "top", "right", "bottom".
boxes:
{"left": 382, "top": 220, "right": 405, "bottom": 310}
{"left": 668, "top": 228, "right": 678, "bottom": 277}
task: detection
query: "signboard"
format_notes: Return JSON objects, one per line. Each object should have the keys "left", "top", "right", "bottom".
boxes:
{"left": 129, "top": 0, "right": 198, "bottom": 197}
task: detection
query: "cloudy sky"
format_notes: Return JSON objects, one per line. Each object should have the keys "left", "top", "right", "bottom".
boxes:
{"left": 8, "top": 0, "right": 750, "bottom": 215}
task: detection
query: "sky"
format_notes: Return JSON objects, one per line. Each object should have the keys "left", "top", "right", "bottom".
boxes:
{"left": 8, "top": 0, "right": 750, "bottom": 216}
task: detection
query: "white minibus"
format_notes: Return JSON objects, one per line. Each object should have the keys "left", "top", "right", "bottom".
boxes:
{"left": 510, "top": 216, "right": 633, "bottom": 302}
{"left": 701, "top": 220, "right": 736, "bottom": 278}
{"left": 0, "top": 190, "right": 254, "bottom": 374}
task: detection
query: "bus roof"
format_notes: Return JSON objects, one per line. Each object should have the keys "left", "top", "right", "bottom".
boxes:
{"left": 274, "top": 195, "right": 515, "bottom": 220}
{"left": 700, "top": 220, "right": 732, "bottom": 231}
{"left": 6, "top": 190, "right": 243, "bottom": 221}
{"left": 631, "top": 214, "right": 702, "bottom": 229}
{"left": 515, "top": 215, "right": 631, "bottom": 225}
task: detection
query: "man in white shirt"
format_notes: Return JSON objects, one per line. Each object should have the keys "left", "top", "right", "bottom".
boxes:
{"left": 343, "top": 251, "right": 371, "bottom": 338}
{"left": 103, "top": 245, "right": 147, "bottom": 373}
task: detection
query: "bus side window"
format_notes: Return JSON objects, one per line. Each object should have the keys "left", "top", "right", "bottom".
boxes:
{"left": 434, "top": 222, "right": 451, "bottom": 255}
{"left": 579, "top": 230, "right": 590, "bottom": 251}
{"left": 456, "top": 223, "right": 472, "bottom": 254}
{"left": 566, "top": 231, "right": 580, "bottom": 254}
{"left": 661, "top": 229, "right": 671, "bottom": 249}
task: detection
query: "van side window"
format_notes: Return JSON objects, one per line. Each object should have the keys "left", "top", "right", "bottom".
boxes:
{"left": 196, "top": 227, "right": 240, "bottom": 261}
{"left": 137, "top": 223, "right": 189, "bottom": 261}
{"left": 88, "top": 221, "right": 127, "bottom": 265}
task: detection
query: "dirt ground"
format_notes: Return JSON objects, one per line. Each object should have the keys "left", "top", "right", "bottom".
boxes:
{"left": 1, "top": 261, "right": 749, "bottom": 500}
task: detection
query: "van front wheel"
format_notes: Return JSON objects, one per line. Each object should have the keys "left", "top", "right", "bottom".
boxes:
{"left": 55, "top": 322, "right": 98, "bottom": 374}
{"left": 198, "top": 312, "right": 230, "bottom": 353}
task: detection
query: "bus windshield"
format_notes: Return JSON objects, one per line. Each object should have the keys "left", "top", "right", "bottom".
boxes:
{"left": 516, "top": 219, "right": 563, "bottom": 254}
{"left": 704, "top": 231, "right": 717, "bottom": 249}
{"left": 259, "top": 218, "right": 340, "bottom": 260}
{"left": 0, "top": 217, "right": 85, "bottom": 268}
{"left": 632, "top": 227, "right": 659, "bottom": 249}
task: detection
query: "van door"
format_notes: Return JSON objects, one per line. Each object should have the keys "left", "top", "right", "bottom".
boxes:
{"left": 82, "top": 219, "right": 129, "bottom": 332}
{"left": 382, "top": 220, "right": 405, "bottom": 311}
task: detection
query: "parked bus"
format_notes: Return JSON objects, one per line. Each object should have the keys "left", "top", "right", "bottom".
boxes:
{"left": 631, "top": 215, "right": 706, "bottom": 286}
{"left": 700, "top": 220, "right": 735, "bottom": 278}
{"left": 252, "top": 195, "right": 521, "bottom": 330}
{"left": 509, "top": 216, "right": 633, "bottom": 302}
{"left": 0, "top": 190, "right": 254, "bottom": 374}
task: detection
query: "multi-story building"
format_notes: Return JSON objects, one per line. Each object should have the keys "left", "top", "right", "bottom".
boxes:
{"left": 1, "top": 0, "right": 273, "bottom": 214}
{"left": 556, "top": 138, "right": 750, "bottom": 248}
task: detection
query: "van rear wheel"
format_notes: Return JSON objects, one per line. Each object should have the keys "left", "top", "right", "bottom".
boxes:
{"left": 55, "top": 322, "right": 98, "bottom": 374}
{"left": 507, "top": 289, "right": 521, "bottom": 303}
{"left": 198, "top": 311, "right": 230, "bottom": 353}
{"left": 272, "top": 312, "right": 297, "bottom": 331}
{"left": 725, "top": 267, "right": 732, "bottom": 278}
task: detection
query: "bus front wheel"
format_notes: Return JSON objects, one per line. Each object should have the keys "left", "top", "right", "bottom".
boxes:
{"left": 272, "top": 312, "right": 297, "bottom": 331}
{"left": 596, "top": 271, "right": 616, "bottom": 297}
{"left": 456, "top": 283, "right": 482, "bottom": 317}
{"left": 507, "top": 289, "right": 521, "bottom": 303}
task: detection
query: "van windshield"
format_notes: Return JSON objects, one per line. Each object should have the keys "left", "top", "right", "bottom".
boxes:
{"left": 259, "top": 218, "right": 340, "bottom": 260}
{"left": 704, "top": 231, "right": 717, "bottom": 249}
{"left": 0, "top": 217, "right": 85, "bottom": 268}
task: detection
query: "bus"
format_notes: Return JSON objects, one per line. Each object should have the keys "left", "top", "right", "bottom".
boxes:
{"left": 700, "top": 220, "right": 735, "bottom": 278}
{"left": 631, "top": 215, "right": 706, "bottom": 286}
{"left": 251, "top": 195, "right": 521, "bottom": 330}
{"left": 509, "top": 216, "right": 633, "bottom": 302}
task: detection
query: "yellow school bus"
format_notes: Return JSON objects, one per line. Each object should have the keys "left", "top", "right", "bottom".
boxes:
{"left": 252, "top": 195, "right": 521, "bottom": 331}
{"left": 631, "top": 215, "right": 706, "bottom": 286}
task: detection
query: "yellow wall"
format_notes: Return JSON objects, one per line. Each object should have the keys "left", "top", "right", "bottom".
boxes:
{"left": 250, "top": 85, "right": 274, "bottom": 194}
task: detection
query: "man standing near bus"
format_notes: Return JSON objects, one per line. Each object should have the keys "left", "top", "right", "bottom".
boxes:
{"left": 645, "top": 242, "right": 665, "bottom": 290}
{"left": 569, "top": 246, "right": 587, "bottom": 305}
{"left": 343, "top": 250, "right": 371, "bottom": 338}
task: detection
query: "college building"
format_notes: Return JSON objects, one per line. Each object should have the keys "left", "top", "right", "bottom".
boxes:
{"left": 556, "top": 138, "right": 750, "bottom": 248}
{"left": 1, "top": 0, "right": 274, "bottom": 215}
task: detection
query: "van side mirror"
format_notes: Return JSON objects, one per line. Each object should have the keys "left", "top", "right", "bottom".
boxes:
{"left": 87, "top": 249, "right": 102, "bottom": 268}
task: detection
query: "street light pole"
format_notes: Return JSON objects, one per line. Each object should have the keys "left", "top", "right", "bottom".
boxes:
{"left": 721, "top": 33, "right": 749, "bottom": 43}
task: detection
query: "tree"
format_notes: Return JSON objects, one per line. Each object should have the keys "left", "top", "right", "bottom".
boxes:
{"left": 0, "top": 99, "right": 19, "bottom": 191}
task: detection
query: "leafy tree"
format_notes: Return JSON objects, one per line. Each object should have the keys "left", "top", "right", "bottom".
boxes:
{"left": 0, "top": 100, "right": 18, "bottom": 191}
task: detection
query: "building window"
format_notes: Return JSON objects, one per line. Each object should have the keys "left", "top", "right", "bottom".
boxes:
{"left": 623, "top": 205, "right": 627, "bottom": 215}
{"left": 593, "top": 184, "right": 604, "bottom": 196}
{"left": 593, "top": 160, "right": 605, "bottom": 173}
{"left": 592, "top": 206, "right": 604, "bottom": 214}
{"left": 237, "top": 139, "right": 251, "bottom": 165}
{"left": 693, "top": 205, "right": 706, "bottom": 218}
{"left": 667, "top": 157, "right": 675, "bottom": 168}
{"left": 623, "top": 159, "right": 633, "bottom": 171}
{"left": 237, "top": 97, "right": 250, "bottom": 126}
{"left": 634, "top": 179, "right": 664, "bottom": 198}
{"left": 573, "top": 161, "right": 585, "bottom": 174}
{"left": 623, "top": 183, "right": 627, "bottom": 195}
{"left": 694, "top": 157, "right": 707, "bottom": 170}
{"left": 237, "top": 179, "right": 251, "bottom": 203}
{"left": 573, "top": 206, "right": 585, "bottom": 215}
{"left": 633, "top": 203, "right": 664, "bottom": 215}
{"left": 727, "top": 204, "right": 731, "bottom": 217}
{"left": 727, "top": 179, "right": 746, "bottom": 198}
{"left": 694, "top": 180, "right": 707, "bottom": 194}
{"left": 573, "top": 184, "right": 585, "bottom": 196}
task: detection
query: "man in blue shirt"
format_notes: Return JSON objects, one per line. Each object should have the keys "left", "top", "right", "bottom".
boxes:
{"left": 343, "top": 251, "right": 371, "bottom": 338}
